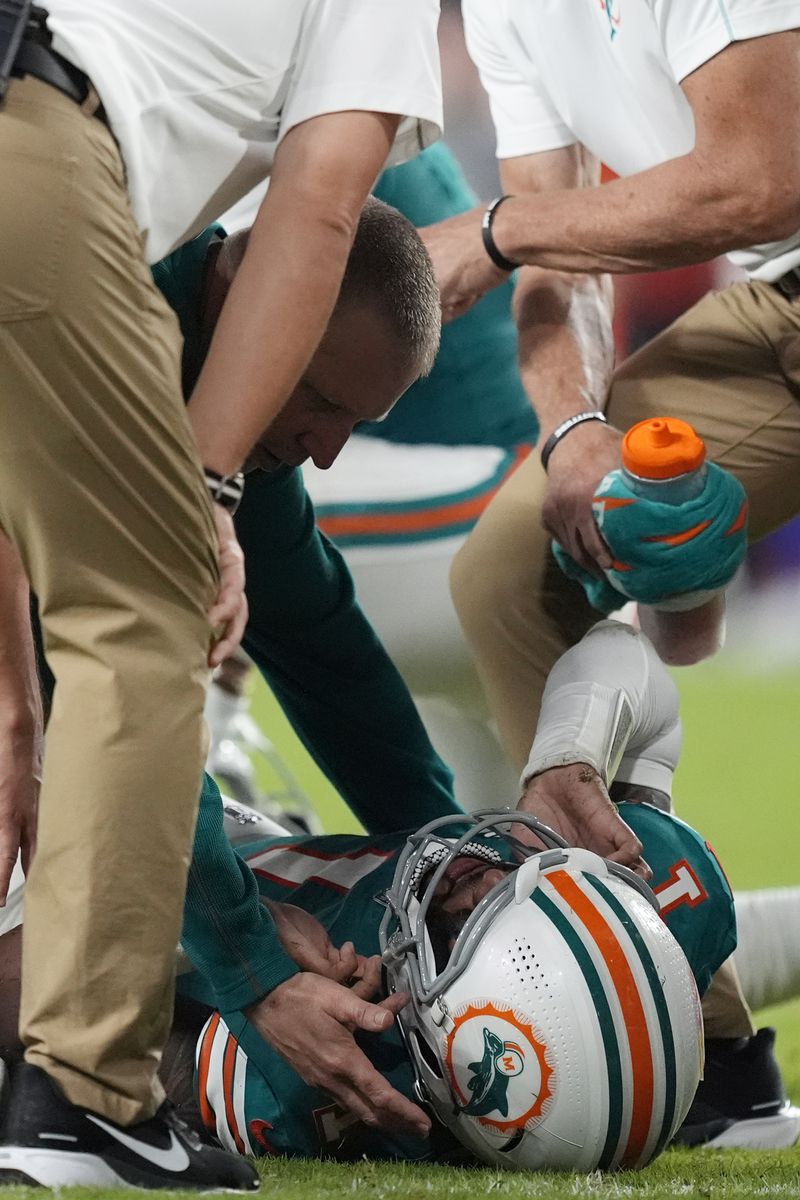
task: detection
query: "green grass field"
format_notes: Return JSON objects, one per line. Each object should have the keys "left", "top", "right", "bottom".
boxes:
{"left": 6, "top": 658, "right": 800, "bottom": 1198}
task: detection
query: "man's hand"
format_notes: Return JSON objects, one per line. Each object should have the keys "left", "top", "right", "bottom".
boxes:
{"left": 518, "top": 763, "right": 650, "bottom": 878}
{"left": 265, "top": 899, "right": 379, "bottom": 995}
{"left": 0, "top": 532, "right": 42, "bottom": 903}
{"left": 254, "top": 902, "right": 430, "bottom": 1132}
{"left": 0, "top": 727, "right": 40, "bottom": 905}
{"left": 420, "top": 208, "right": 512, "bottom": 323}
{"left": 245, "top": 975, "right": 431, "bottom": 1137}
{"left": 208, "top": 503, "right": 247, "bottom": 667}
{"left": 541, "top": 419, "right": 623, "bottom": 574}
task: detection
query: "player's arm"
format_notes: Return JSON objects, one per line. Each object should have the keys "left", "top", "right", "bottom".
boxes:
{"left": 181, "top": 773, "right": 300, "bottom": 1012}
{"left": 186, "top": 110, "right": 400, "bottom": 476}
{"left": 523, "top": 620, "right": 681, "bottom": 796}
{"left": 182, "top": 774, "right": 430, "bottom": 1137}
{"left": 236, "top": 469, "right": 461, "bottom": 835}
{"left": 517, "top": 621, "right": 682, "bottom": 872}
{"left": 0, "top": 533, "right": 42, "bottom": 904}
{"left": 503, "top": 146, "right": 620, "bottom": 574}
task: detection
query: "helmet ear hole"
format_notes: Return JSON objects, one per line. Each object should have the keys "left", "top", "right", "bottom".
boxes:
{"left": 411, "top": 1029, "right": 443, "bottom": 1079}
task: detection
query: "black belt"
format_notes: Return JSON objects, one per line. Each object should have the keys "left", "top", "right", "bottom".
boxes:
{"left": 0, "top": 3, "right": 103, "bottom": 117}
{"left": 13, "top": 37, "right": 95, "bottom": 107}
{"left": 772, "top": 266, "right": 800, "bottom": 300}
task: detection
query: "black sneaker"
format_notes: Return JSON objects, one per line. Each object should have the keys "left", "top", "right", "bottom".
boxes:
{"left": 674, "top": 1027, "right": 800, "bottom": 1149}
{"left": 0, "top": 1062, "right": 259, "bottom": 1190}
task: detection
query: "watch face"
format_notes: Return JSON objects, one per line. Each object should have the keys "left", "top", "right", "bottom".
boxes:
{"left": 204, "top": 469, "right": 245, "bottom": 513}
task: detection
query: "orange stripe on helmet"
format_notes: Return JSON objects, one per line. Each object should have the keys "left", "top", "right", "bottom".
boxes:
{"left": 642, "top": 519, "right": 711, "bottom": 547}
{"left": 222, "top": 1032, "right": 246, "bottom": 1155}
{"left": 547, "top": 870, "right": 654, "bottom": 1167}
{"left": 197, "top": 1012, "right": 220, "bottom": 1134}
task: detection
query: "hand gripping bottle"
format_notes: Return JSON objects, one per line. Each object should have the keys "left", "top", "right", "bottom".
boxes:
{"left": 552, "top": 414, "right": 746, "bottom": 659}
{"left": 586, "top": 414, "right": 748, "bottom": 616}
{"left": 555, "top": 414, "right": 747, "bottom": 620}
{"left": 608, "top": 417, "right": 729, "bottom": 661}
{"left": 620, "top": 417, "right": 707, "bottom": 504}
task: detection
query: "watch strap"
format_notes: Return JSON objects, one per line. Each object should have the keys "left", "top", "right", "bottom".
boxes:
{"left": 204, "top": 467, "right": 245, "bottom": 514}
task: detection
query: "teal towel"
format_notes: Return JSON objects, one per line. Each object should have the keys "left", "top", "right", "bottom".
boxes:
{"left": 553, "top": 462, "right": 748, "bottom": 614}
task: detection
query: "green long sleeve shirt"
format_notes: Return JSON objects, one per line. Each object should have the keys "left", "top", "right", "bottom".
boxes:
{"left": 155, "top": 218, "right": 461, "bottom": 1010}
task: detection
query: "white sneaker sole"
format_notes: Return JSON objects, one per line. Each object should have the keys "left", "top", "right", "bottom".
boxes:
{"left": 702, "top": 1104, "right": 800, "bottom": 1150}
{"left": 0, "top": 1146, "right": 259, "bottom": 1193}
{"left": 0, "top": 1147, "right": 129, "bottom": 1188}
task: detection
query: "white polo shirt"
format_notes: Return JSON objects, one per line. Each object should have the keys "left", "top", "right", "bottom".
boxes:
{"left": 46, "top": 0, "right": 442, "bottom": 262}
{"left": 463, "top": 0, "right": 800, "bottom": 280}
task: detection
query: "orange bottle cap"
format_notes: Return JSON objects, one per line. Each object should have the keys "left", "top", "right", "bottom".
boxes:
{"left": 622, "top": 417, "right": 706, "bottom": 480}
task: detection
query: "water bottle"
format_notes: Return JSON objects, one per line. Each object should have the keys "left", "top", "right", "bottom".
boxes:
{"left": 621, "top": 417, "right": 708, "bottom": 504}
{"left": 617, "top": 416, "right": 724, "bottom": 655}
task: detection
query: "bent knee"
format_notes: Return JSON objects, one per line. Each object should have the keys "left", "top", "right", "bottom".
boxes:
{"left": 452, "top": 521, "right": 597, "bottom": 659}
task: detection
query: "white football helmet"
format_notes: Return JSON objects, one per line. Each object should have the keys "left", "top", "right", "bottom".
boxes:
{"left": 380, "top": 811, "right": 703, "bottom": 1172}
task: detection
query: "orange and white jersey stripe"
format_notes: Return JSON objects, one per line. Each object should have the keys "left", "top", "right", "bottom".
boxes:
{"left": 196, "top": 1013, "right": 254, "bottom": 1157}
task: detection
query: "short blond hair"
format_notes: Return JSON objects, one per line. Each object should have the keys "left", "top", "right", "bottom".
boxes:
{"left": 337, "top": 196, "right": 441, "bottom": 378}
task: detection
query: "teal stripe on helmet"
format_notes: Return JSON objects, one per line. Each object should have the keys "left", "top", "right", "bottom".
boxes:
{"left": 586, "top": 876, "right": 678, "bottom": 1161}
{"left": 533, "top": 891, "right": 624, "bottom": 1169}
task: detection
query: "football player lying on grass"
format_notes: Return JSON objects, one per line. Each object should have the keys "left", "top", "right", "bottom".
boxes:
{"left": 189, "top": 796, "right": 725, "bottom": 1171}
{"left": 181, "top": 622, "right": 799, "bottom": 1165}
{"left": 1, "top": 622, "right": 797, "bottom": 1169}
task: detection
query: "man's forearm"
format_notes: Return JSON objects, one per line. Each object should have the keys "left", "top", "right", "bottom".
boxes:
{"left": 514, "top": 267, "right": 615, "bottom": 440}
{"left": 234, "top": 469, "right": 460, "bottom": 836}
{"left": 492, "top": 34, "right": 800, "bottom": 276}
{"left": 187, "top": 186, "right": 353, "bottom": 474}
{"left": 493, "top": 153, "right": 791, "bottom": 276}
{"left": 187, "top": 110, "right": 399, "bottom": 475}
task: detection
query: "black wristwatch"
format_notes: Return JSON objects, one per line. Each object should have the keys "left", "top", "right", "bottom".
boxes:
{"left": 204, "top": 467, "right": 245, "bottom": 515}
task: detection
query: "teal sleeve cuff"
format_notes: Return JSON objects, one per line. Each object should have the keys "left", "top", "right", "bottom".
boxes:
{"left": 180, "top": 773, "right": 298, "bottom": 1010}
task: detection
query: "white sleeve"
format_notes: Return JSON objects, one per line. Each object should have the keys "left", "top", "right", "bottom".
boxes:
{"left": 462, "top": 0, "right": 575, "bottom": 160}
{"left": 522, "top": 620, "right": 682, "bottom": 798}
{"left": 278, "top": 0, "right": 442, "bottom": 168}
{"left": 653, "top": 0, "right": 800, "bottom": 83}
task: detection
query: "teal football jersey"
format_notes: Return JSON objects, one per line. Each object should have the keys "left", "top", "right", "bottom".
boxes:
{"left": 190, "top": 804, "right": 735, "bottom": 1162}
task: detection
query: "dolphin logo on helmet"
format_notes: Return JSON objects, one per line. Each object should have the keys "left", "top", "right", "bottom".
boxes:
{"left": 464, "top": 1028, "right": 510, "bottom": 1118}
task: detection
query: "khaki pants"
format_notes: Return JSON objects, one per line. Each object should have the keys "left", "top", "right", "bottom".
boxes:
{"left": 0, "top": 78, "right": 218, "bottom": 1123}
{"left": 453, "top": 278, "right": 800, "bottom": 1038}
